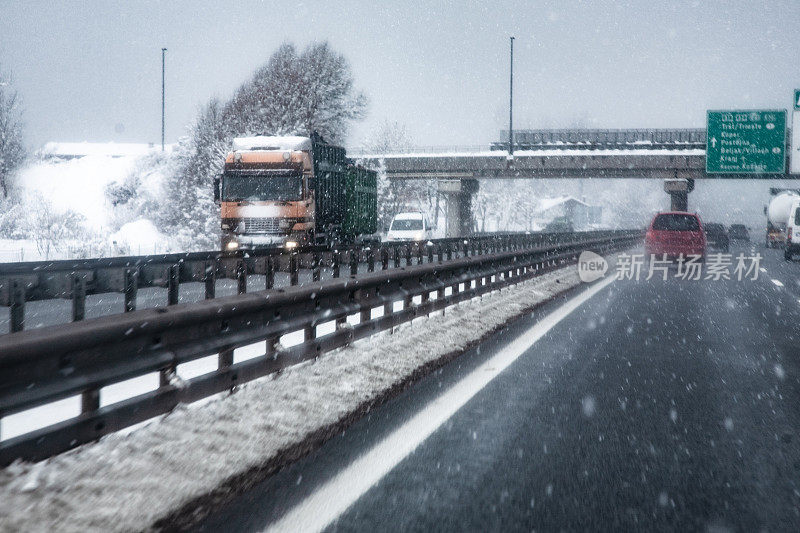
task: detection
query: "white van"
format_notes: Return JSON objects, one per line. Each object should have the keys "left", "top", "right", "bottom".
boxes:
{"left": 385, "top": 212, "right": 433, "bottom": 242}
{"left": 785, "top": 198, "right": 800, "bottom": 260}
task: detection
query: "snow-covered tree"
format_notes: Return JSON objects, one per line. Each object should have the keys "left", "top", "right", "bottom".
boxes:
{"left": 159, "top": 42, "right": 367, "bottom": 248}
{"left": 223, "top": 42, "right": 367, "bottom": 144}
{"left": 160, "top": 99, "right": 228, "bottom": 249}
{"left": 26, "top": 193, "right": 86, "bottom": 259}
{"left": 0, "top": 68, "right": 25, "bottom": 198}
{"left": 363, "top": 120, "right": 417, "bottom": 230}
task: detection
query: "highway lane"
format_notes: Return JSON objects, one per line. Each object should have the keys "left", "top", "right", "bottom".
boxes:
{"left": 180, "top": 244, "right": 800, "bottom": 531}
{"left": 757, "top": 242, "right": 800, "bottom": 300}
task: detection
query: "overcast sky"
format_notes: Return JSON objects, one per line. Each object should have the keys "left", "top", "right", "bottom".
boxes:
{"left": 2, "top": 0, "right": 799, "bottom": 149}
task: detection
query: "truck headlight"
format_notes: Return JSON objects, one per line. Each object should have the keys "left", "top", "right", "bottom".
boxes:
{"left": 285, "top": 241, "right": 298, "bottom": 249}
{"left": 226, "top": 241, "right": 239, "bottom": 250}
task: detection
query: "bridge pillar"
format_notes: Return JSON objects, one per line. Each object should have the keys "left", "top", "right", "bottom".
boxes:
{"left": 439, "top": 178, "right": 479, "bottom": 237}
{"left": 664, "top": 178, "right": 694, "bottom": 211}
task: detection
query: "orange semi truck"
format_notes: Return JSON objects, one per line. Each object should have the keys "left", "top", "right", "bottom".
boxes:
{"left": 214, "top": 134, "right": 377, "bottom": 250}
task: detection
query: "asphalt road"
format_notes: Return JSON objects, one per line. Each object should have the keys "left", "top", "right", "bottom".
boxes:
{"left": 195, "top": 243, "right": 800, "bottom": 531}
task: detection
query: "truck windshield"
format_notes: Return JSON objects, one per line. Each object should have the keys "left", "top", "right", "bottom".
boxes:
{"left": 222, "top": 172, "right": 302, "bottom": 202}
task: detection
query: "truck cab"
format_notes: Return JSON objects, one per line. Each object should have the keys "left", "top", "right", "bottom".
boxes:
{"left": 216, "top": 136, "right": 314, "bottom": 250}
{"left": 215, "top": 135, "right": 377, "bottom": 250}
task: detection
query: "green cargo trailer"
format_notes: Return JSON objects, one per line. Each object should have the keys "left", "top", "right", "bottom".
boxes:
{"left": 311, "top": 135, "right": 377, "bottom": 244}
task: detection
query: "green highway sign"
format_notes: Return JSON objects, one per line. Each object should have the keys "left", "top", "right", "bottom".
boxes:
{"left": 795, "top": 89, "right": 800, "bottom": 110}
{"left": 706, "top": 110, "right": 786, "bottom": 174}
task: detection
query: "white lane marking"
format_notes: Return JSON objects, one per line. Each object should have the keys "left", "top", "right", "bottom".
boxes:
{"left": 772, "top": 279, "right": 784, "bottom": 287}
{"left": 760, "top": 268, "right": 768, "bottom": 273}
{"left": 264, "top": 275, "right": 616, "bottom": 533}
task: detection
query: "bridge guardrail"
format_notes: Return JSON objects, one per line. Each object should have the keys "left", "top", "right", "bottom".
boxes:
{"left": 0, "top": 230, "right": 642, "bottom": 466}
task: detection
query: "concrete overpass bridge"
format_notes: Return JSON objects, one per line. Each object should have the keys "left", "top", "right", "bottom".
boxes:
{"left": 351, "top": 128, "right": 795, "bottom": 236}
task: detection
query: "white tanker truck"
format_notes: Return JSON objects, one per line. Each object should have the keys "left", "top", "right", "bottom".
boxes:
{"left": 766, "top": 189, "right": 800, "bottom": 249}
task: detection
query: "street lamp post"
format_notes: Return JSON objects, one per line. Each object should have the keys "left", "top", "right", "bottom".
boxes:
{"left": 161, "top": 47, "right": 167, "bottom": 152}
{"left": 508, "top": 36, "right": 514, "bottom": 158}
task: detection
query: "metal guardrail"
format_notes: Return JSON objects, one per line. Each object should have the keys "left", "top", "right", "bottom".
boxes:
{"left": 497, "top": 128, "right": 707, "bottom": 147}
{"left": 348, "top": 145, "right": 490, "bottom": 157}
{"left": 0, "top": 233, "right": 612, "bottom": 335}
{"left": 0, "top": 230, "right": 642, "bottom": 466}
{"left": 352, "top": 128, "right": 797, "bottom": 157}
{"left": 348, "top": 129, "right": 710, "bottom": 157}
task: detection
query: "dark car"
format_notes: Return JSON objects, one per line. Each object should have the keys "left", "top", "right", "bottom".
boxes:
{"left": 729, "top": 224, "right": 750, "bottom": 241}
{"left": 704, "top": 223, "right": 729, "bottom": 252}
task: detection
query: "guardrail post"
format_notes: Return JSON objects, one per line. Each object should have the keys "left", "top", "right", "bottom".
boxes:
{"left": 9, "top": 280, "right": 24, "bottom": 333}
{"left": 265, "top": 256, "right": 274, "bottom": 289}
{"left": 237, "top": 260, "right": 247, "bottom": 294}
{"left": 124, "top": 268, "right": 139, "bottom": 311}
{"left": 427, "top": 245, "right": 434, "bottom": 263}
{"left": 406, "top": 244, "right": 412, "bottom": 267}
{"left": 404, "top": 293, "right": 413, "bottom": 313}
{"left": 367, "top": 250, "right": 375, "bottom": 272}
{"left": 71, "top": 275, "right": 86, "bottom": 322}
{"left": 304, "top": 321, "right": 315, "bottom": 345}
{"left": 417, "top": 245, "right": 423, "bottom": 265}
{"left": 446, "top": 243, "right": 452, "bottom": 261}
{"left": 349, "top": 250, "right": 358, "bottom": 276}
{"left": 420, "top": 288, "right": 430, "bottom": 316}
{"left": 437, "top": 245, "right": 443, "bottom": 263}
{"left": 381, "top": 248, "right": 389, "bottom": 270}
{"left": 81, "top": 388, "right": 99, "bottom": 415}
{"left": 219, "top": 348, "right": 234, "bottom": 371}
{"left": 160, "top": 365, "right": 177, "bottom": 388}
{"left": 359, "top": 305, "right": 371, "bottom": 325}
{"left": 204, "top": 261, "right": 216, "bottom": 299}
{"left": 290, "top": 254, "right": 299, "bottom": 285}
{"left": 332, "top": 251, "right": 341, "bottom": 278}
{"left": 74, "top": 272, "right": 99, "bottom": 414}
{"left": 312, "top": 252, "right": 321, "bottom": 282}
{"left": 168, "top": 264, "right": 179, "bottom": 305}
{"left": 393, "top": 246, "right": 400, "bottom": 269}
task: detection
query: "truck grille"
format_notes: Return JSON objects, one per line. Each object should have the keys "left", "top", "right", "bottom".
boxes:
{"left": 241, "top": 217, "right": 282, "bottom": 234}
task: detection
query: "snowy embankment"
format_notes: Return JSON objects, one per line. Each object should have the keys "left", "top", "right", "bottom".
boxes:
{"left": 0, "top": 260, "right": 609, "bottom": 532}
{"left": 1, "top": 144, "right": 175, "bottom": 262}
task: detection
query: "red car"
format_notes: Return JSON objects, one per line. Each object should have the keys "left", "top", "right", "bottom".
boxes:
{"left": 645, "top": 211, "right": 706, "bottom": 260}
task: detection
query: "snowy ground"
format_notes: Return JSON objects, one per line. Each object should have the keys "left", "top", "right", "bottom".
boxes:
{"left": 0, "top": 259, "right": 610, "bottom": 532}
{"left": 0, "top": 239, "right": 41, "bottom": 263}
{"left": 1, "top": 144, "right": 176, "bottom": 263}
